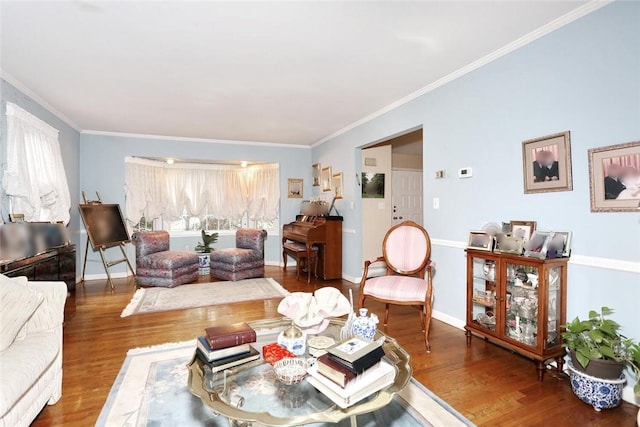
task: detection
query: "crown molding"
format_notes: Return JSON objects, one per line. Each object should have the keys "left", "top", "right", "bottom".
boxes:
{"left": 312, "top": 0, "right": 614, "bottom": 148}
{"left": 81, "top": 129, "right": 311, "bottom": 150}
{"left": 0, "top": 70, "right": 81, "bottom": 132}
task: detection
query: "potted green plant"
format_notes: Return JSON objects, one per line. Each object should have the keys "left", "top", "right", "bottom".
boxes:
{"left": 194, "top": 230, "right": 218, "bottom": 254}
{"left": 194, "top": 230, "right": 218, "bottom": 274}
{"left": 562, "top": 306, "right": 640, "bottom": 411}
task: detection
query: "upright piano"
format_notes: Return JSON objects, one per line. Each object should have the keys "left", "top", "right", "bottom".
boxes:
{"left": 282, "top": 215, "right": 343, "bottom": 280}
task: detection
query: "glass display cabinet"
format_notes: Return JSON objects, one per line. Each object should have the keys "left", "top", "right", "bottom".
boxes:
{"left": 465, "top": 249, "right": 568, "bottom": 380}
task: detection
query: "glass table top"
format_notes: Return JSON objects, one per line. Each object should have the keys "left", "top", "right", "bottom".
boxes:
{"left": 187, "top": 317, "right": 412, "bottom": 426}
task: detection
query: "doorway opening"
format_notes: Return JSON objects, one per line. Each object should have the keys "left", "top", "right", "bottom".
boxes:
{"left": 360, "top": 128, "right": 423, "bottom": 264}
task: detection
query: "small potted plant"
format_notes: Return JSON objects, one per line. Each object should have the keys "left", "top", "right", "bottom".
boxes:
{"left": 194, "top": 230, "right": 218, "bottom": 274}
{"left": 562, "top": 306, "right": 640, "bottom": 411}
{"left": 194, "top": 230, "right": 218, "bottom": 254}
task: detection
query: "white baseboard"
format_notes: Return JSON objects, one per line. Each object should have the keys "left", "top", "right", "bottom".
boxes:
{"left": 432, "top": 310, "right": 466, "bottom": 330}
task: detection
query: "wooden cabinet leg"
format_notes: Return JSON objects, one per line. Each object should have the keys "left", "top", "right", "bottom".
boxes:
{"left": 465, "top": 329, "right": 471, "bottom": 346}
{"left": 556, "top": 356, "right": 565, "bottom": 373}
{"left": 537, "top": 361, "right": 546, "bottom": 381}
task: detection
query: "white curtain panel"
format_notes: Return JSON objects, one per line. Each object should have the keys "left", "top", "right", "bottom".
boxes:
{"left": 124, "top": 159, "right": 166, "bottom": 223}
{"left": 124, "top": 157, "right": 279, "bottom": 225}
{"left": 2, "top": 103, "right": 71, "bottom": 224}
{"left": 243, "top": 164, "right": 279, "bottom": 221}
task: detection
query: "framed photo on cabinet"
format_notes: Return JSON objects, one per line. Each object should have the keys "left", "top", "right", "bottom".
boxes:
{"left": 588, "top": 140, "right": 640, "bottom": 212}
{"left": 524, "top": 231, "right": 551, "bottom": 259}
{"left": 510, "top": 220, "right": 536, "bottom": 243}
{"left": 467, "top": 231, "right": 494, "bottom": 251}
{"left": 522, "top": 131, "right": 573, "bottom": 194}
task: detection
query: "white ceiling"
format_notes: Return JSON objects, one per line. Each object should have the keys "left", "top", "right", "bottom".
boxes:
{"left": 1, "top": 1, "right": 596, "bottom": 146}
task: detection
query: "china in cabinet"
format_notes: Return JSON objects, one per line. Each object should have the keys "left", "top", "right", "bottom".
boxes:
{"left": 465, "top": 249, "right": 568, "bottom": 380}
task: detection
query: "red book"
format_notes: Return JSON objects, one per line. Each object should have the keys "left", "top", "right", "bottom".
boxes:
{"left": 316, "top": 353, "right": 357, "bottom": 388}
{"left": 204, "top": 322, "right": 256, "bottom": 349}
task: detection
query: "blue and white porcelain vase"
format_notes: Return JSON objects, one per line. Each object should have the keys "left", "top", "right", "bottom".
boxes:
{"left": 351, "top": 308, "right": 378, "bottom": 341}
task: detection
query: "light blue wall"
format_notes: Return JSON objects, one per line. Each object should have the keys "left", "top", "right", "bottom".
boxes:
{"left": 312, "top": 0, "right": 640, "bottom": 346}
{"left": 78, "top": 133, "right": 311, "bottom": 276}
{"left": 0, "top": 79, "right": 81, "bottom": 262}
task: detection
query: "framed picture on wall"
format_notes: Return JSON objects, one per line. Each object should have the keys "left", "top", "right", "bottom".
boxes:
{"left": 287, "top": 178, "right": 303, "bottom": 198}
{"left": 361, "top": 172, "right": 385, "bottom": 198}
{"left": 588, "top": 140, "right": 640, "bottom": 212}
{"left": 321, "top": 166, "right": 332, "bottom": 192}
{"left": 332, "top": 172, "right": 344, "bottom": 199}
{"left": 312, "top": 163, "right": 321, "bottom": 187}
{"left": 522, "top": 131, "right": 573, "bottom": 194}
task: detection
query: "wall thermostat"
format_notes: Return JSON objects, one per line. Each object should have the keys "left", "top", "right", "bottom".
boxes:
{"left": 458, "top": 167, "right": 473, "bottom": 178}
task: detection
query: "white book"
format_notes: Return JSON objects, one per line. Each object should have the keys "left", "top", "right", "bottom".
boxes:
{"left": 306, "top": 360, "right": 396, "bottom": 408}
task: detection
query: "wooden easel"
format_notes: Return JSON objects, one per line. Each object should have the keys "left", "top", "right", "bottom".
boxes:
{"left": 80, "top": 191, "right": 135, "bottom": 289}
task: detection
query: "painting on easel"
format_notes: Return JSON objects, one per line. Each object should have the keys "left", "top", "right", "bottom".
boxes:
{"left": 79, "top": 204, "right": 130, "bottom": 250}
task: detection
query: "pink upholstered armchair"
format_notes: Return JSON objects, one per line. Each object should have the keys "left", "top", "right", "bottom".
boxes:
{"left": 358, "top": 221, "right": 434, "bottom": 352}
{"left": 209, "top": 228, "right": 268, "bottom": 281}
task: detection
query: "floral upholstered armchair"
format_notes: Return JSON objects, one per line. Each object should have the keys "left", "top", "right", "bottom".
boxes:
{"left": 132, "top": 230, "right": 199, "bottom": 287}
{"left": 209, "top": 228, "right": 268, "bottom": 281}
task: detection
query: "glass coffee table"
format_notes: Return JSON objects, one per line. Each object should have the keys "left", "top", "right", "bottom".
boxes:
{"left": 187, "top": 317, "right": 412, "bottom": 426}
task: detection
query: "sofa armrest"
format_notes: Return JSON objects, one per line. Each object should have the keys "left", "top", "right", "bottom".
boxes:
{"left": 25, "top": 281, "right": 67, "bottom": 334}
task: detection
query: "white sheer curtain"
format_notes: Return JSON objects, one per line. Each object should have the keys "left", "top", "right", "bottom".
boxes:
{"left": 124, "top": 157, "right": 279, "bottom": 225}
{"left": 242, "top": 164, "right": 279, "bottom": 221}
{"left": 2, "top": 103, "right": 71, "bottom": 224}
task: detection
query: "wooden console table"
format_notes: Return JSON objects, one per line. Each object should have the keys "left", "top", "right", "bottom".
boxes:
{"left": 1, "top": 244, "right": 76, "bottom": 291}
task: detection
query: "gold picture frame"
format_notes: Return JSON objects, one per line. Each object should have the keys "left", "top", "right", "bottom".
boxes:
{"left": 588, "top": 140, "right": 640, "bottom": 212}
{"left": 287, "top": 178, "right": 303, "bottom": 198}
{"left": 522, "top": 131, "right": 573, "bottom": 194}
{"left": 332, "top": 172, "right": 344, "bottom": 199}
{"left": 312, "top": 163, "right": 321, "bottom": 187}
{"left": 509, "top": 220, "right": 537, "bottom": 244}
{"left": 321, "top": 166, "right": 332, "bottom": 192}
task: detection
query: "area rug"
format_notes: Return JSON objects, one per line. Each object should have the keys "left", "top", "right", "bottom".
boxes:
{"left": 120, "top": 277, "right": 289, "bottom": 317}
{"left": 96, "top": 340, "right": 474, "bottom": 427}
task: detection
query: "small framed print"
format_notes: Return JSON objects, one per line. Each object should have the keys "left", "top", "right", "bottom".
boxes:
{"left": 524, "top": 231, "right": 551, "bottom": 259}
{"left": 467, "top": 231, "right": 494, "bottom": 251}
{"left": 522, "top": 131, "right": 573, "bottom": 194}
{"left": 321, "top": 166, "right": 332, "bottom": 192}
{"left": 546, "top": 231, "right": 572, "bottom": 258}
{"left": 588, "top": 140, "right": 640, "bottom": 212}
{"left": 312, "top": 163, "right": 321, "bottom": 187}
{"left": 332, "top": 172, "right": 344, "bottom": 199}
{"left": 510, "top": 220, "right": 536, "bottom": 243}
{"left": 287, "top": 178, "right": 303, "bottom": 198}
{"left": 495, "top": 235, "right": 524, "bottom": 255}
{"left": 9, "top": 213, "right": 25, "bottom": 223}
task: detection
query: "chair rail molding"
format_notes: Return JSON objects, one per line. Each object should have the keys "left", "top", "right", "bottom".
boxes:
{"left": 431, "top": 238, "right": 640, "bottom": 274}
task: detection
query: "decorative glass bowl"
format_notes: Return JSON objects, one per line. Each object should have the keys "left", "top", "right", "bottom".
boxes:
{"left": 273, "top": 358, "right": 307, "bottom": 385}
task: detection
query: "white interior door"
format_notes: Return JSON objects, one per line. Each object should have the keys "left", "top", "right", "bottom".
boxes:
{"left": 392, "top": 169, "right": 423, "bottom": 226}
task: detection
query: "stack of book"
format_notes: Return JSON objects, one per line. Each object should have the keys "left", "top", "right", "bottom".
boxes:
{"left": 196, "top": 322, "right": 260, "bottom": 372}
{"left": 306, "top": 337, "right": 395, "bottom": 408}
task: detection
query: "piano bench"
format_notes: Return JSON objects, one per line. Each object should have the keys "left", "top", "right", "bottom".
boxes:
{"left": 282, "top": 241, "right": 319, "bottom": 283}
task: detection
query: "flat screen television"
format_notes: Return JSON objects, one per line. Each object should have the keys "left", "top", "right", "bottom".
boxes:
{"left": 79, "top": 204, "right": 130, "bottom": 250}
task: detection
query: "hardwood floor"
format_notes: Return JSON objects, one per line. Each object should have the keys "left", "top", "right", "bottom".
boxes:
{"left": 32, "top": 266, "right": 637, "bottom": 426}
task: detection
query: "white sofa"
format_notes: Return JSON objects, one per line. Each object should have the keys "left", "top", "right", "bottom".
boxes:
{"left": 0, "top": 275, "right": 67, "bottom": 427}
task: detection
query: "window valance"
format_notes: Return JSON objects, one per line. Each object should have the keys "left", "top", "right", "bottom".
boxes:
{"left": 124, "top": 157, "right": 279, "bottom": 224}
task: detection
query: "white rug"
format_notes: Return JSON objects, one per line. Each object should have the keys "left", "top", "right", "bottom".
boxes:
{"left": 121, "top": 277, "right": 289, "bottom": 317}
{"left": 97, "top": 340, "right": 474, "bottom": 427}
